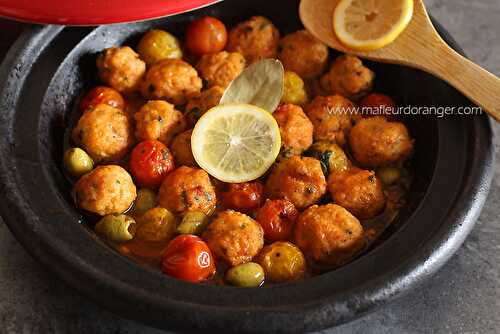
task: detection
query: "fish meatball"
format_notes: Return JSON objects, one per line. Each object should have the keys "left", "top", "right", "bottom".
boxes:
{"left": 185, "top": 86, "right": 225, "bottom": 126}
{"left": 320, "top": 55, "right": 374, "bottom": 101}
{"left": 74, "top": 165, "right": 137, "bottom": 216}
{"left": 273, "top": 103, "right": 313, "bottom": 157}
{"left": 226, "top": 16, "right": 280, "bottom": 64}
{"left": 307, "top": 141, "right": 350, "bottom": 175}
{"left": 196, "top": 51, "right": 246, "bottom": 88}
{"left": 72, "top": 104, "right": 133, "bottom": 162}
{"left": 141, "top": 59, "right": 202, "bottom": 105}
{"left": 134, "top": 100, "right": 186, "bottom": 145}
{"left": 202, "top": 210, "right": 264, "bottom": 266}
{"left": 278, "top": 30, "right": 329, "bottom": 80}
{"left": 328, "top": 168, "right": 386, "bottom": 219}
{"left": 349, "top": 116, "right": 413, "bottom": 167}
{"left": 305, "top": 95, "right": 355, "bottom": 146}
{"left": 170, "top": 130, "right": 196, "bottom": 167}
{"left": 266, "top": 156, "right": 326, "bottom": 209}
{"left": 96, "top": 46, "right": 146, "bottom": 95}
{"left": 158, "top": 166, "right": 216, "bottom": 216}
{"left": 294, "top": 204, "right": 364, "bottom": 268}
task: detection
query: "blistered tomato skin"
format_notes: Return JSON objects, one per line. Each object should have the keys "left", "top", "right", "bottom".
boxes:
{"left": 219, "top": 181, "right": 265, "bottom": 213}
{"left": 185, "top": 16, "right": 228, "bottom": 55}
{"left": 80, "top": 86, "right": 125, "bottom": 113}
{"left": 162, "top": 235, "right": 216, "bottom": 283}
{"left": 130, "top": 140, "right": 175, "bottom": 188}
{"left": 256, "top": 199, "right": 298, "bottom": 242}
{"left": 359, "top": 93, "right": 396, "bottom": 118}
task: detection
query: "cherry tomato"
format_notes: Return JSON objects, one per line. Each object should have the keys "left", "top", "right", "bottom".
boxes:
{"left": 220, "top": 181, "right": 265, "bottom": 213}
{"left": 256, "top": 199, "right": 298, "bottom": 242}
{"left": 162, "top": 235, "right": 216, "bottom": 282}
{"left": 130, "top": 140, "right": 175, "bottom": 188}
{"left": 359, "top": 93, "right": 396, "bottom": 118}
{"left": 185, "top": 16, "right": 228, "bottom": 55}
{"left": 80, "top": 86, "right": 125, "bottom": 112}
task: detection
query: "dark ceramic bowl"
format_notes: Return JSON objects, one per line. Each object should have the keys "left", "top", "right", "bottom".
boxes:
{"left": 0, "top": 0, "right": 495, "bottom": 332}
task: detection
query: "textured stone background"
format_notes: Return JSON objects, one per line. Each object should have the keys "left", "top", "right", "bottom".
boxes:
{"left": 0, "top": 0, "right": 499, "bottom": 333}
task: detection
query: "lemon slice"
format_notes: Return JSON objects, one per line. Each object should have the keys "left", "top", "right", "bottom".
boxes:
{"left": 333, "top": 0, "right": 414, "bottom": 51}
{"left": 191, "top": 104, "right": 281, "bottom": 183}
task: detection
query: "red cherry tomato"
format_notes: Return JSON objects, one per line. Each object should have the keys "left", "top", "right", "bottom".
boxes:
{"left": 80, "top": 86, "right": 125, "bottom": 112}
{"left": 359, "top": 93, "right": 396, "bottom": 118}
{"left": 256, "top": 199, "right": 298, "bottom": 242}
{"left": 185, "top": 16, "right": 228, "bottom": 55}
{"left": 162, "top": 235, "right": 216, "bottom": 282}
{"left": 130, "top": 140, "right": 175, "bottom": 188}
{"left": 220, "top": 181, "right": 265, "bottom": 213}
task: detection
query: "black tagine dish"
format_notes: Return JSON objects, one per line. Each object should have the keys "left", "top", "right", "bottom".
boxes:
{"left": 0, "top": 0, "right": 494, "bottom": 332}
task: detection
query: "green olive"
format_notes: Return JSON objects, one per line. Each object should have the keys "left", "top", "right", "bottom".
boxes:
{"left": 64, "top": 147, "right": 94, "bottom": 177}
{"left": 225, "top": 262, "right": 265, "bottom": 287}
{"left": 137, "top": 29, "right": 183, "bottom": 65}
{"left": 376, "top": 166, "right": 401, "bottom": 185}
{"left": 95, "top": 214, "right": 136, "bottom": 242}
{"left": 177, "top": 211, "right": 209, "bottom": 235}
{"left": 132, "top": 188, "right": 157, "bottom": 215}
{"left": 307, "top": 141, "right": 350, "bottom": 175}
{"left": 136, "top": 207, "right": 177, "bottom": 242}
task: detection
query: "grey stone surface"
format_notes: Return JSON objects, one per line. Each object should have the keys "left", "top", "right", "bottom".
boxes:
{"left": 0, "top": 0, "right": 499, "bottom": 333}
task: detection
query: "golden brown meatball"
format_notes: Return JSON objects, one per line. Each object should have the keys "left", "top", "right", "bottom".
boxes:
{"left": 294, "top": 204, "right": 364, "bottom": 268}
{"left": 328, "top": 168, "right": 386, "bottom": 219}
{"left": 158, "top": 166, "right": 216, "bottom": 216}
{"left": 170, "top": 130, "right": 196, "bottom": 167}
{"left": 266, "top": 156, "right": 327, "bottom": 209}
{"left": 184, "top": 86, "right": 225, "bottom": 127}
{"left": 273, "top": 103, "right": 313, "bottom": 157}
{"left": 307, "top": 141, "right": 351, "bottom": 175}
{"left": 96, "top": 46, "right": 146, "bottom": 95}
{"left": 349, "top": 116, "right": 413, "bottom": 167}
{"left": 278, "top": 30, "right": 329, "bottom": 80}
{"left": 196, "top": 51, "right": 246, "bottom": 88}
{"left": 74, "top": 165, "right": 137, "bottom": 216}
{"left": 141, "top": 59, "right": 202, "bottom": 105}
{"left": 134, "top": 100, "right": 186, "bottom": 145}
{"left": 202, "top": 210, "right": 264, "bottom": 266}
{"left": 72, "top": 104, "right": 133, "bottom": 162}
{"left": 226, "top": 16, "right": 280, "bottom": 64}
{"left": 305, "top": 95, "right": 355, "bottom": 146}
{"left": 320, "top": 55, "right": 374, "bottom": 101}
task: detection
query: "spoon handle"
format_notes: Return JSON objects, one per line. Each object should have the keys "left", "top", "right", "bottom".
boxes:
{"left": 419, "top": 44, "right": 500, "bottom": 122}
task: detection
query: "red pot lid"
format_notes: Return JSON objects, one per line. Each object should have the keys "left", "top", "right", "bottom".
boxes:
{"left": 0, "top": 0, "right": 222, "bottom": 25}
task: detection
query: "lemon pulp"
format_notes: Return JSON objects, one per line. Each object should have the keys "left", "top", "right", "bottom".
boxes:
{"left": 191, "top": 103, "right": 281, "bottom": 183}
{"left": 333, "top": 0, "right": 414, "bottom": 51}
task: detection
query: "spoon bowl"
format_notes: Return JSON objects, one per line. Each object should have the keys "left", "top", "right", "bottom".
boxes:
{"left": 300, "top": 0, "right": 500, "bottom": 121}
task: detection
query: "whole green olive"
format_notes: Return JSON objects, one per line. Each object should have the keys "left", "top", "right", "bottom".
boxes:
{"left": 177, "top": 211, "right": 209, "bottom": 235}
{"left": 64, "top": 147, "right": 94, "bottom": 177}
{"left": 376, "top": 166, "right": 401, "bottom": 185}
{"left": 136, "top": 207, "right": 177, "bottom": 242}
{"left": 225, "top": 262, "right": 265, "bottom": 287}
{"left": 137, "top": 29, "right": 183, "bottom": 65}
{"left": 132, "top": 188, "right": 157, "bottom": 215}
{"left": 95, "top": 214, "right": 136, "bottom": 242}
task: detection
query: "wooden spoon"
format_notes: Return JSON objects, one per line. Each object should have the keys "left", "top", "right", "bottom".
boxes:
{"left": 300, "top": 0, "right": 500, "bottom": 121}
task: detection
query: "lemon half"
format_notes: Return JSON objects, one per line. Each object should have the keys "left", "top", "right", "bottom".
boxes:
{"left": 333, "top": 0, "right": 414, "bottom": 51}
{"left": 191, "top": 104, "right": 281, "bottom": 183}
